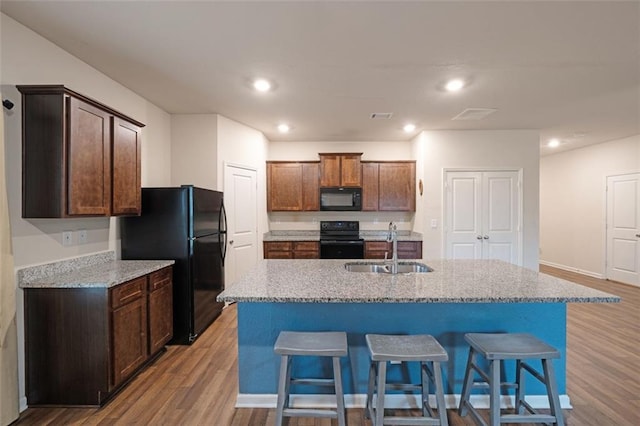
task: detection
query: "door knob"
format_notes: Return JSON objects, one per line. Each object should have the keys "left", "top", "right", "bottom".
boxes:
{"left": 483, "top": 235, "right": 489, "bottom": 239}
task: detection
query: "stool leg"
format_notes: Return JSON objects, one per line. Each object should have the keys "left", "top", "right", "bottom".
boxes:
{"left": 489, "top": 359, "right": 501, "bottom": 426}
{"left": 458, "top": 348, "right": 476, "bottom": 416}
{"left": 432, "top": 361, "right": 449, "bottom": 426}
{"left": 542, "top": 359, "right": 565, "bottom": 426}
{"left": 275, "top": 355, "right": 290, "bottom": 426}
{"left": 374, "top": 361, "right": 387, "bottom": 426}
{"left": 515, "top": 359, "right": 525, "bottom": 414}
{"left": 420, "top": 361, "right": 429, "bottom": 417}
{"left": 332, "top": 356, "right": 346, "bottom": 426}
{"left": 365, "top": 361, "right": 377, "bottom": 420}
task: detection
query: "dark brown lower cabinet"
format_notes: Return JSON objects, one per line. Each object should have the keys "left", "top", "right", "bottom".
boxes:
{"left": 263, "top": 241, "right": 319, "bottom": 259}
{"left": 24, "top": 266, "right": 173, "bottom": 406}
{"left": 364, "top": 241, "right": 423, "bottom": 259}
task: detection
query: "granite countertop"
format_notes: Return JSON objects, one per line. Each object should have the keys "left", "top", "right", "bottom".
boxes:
{"left": 218, "top": 259, "right": 620, "bottom": 304}
{"left": 18, "top": 251, "right": 174, "bottom": 289}
{"left": 263, "top": 230, "right": 423, "bottom": 242}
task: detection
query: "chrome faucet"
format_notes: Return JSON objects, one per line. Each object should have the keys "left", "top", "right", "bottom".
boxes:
{"left": 386, "top": 221, "right": 398, "bottom": 274}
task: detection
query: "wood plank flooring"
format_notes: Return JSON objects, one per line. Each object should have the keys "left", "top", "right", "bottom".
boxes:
{"left": 13, "top": 266, "right": 639, "bottom": 425}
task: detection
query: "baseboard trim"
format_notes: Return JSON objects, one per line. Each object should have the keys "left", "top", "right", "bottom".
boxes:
{"left": 235, "top": 393, "right": 572, "bottom": 410}
{"left": 539, "top": 260, "right": 604, "bottom": 279}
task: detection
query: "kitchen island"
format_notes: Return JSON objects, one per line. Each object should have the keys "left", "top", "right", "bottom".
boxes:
{"left": 217, "top": 259, "right": 619, "bottom": 409}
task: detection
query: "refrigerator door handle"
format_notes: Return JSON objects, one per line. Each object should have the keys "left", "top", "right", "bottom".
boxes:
{"left": 220, "top": 201, "right": 228, "bottom": 265}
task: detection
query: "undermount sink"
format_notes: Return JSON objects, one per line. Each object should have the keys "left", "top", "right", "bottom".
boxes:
{"left": 345, "top": 262, "right": 433, "bottom": 274}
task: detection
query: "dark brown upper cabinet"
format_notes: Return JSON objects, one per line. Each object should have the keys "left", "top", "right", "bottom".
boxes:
{"left": 267, "top": 161, "right": 320, "bottom": 211}
{"left": 319, "top": 153, "right": 362, "bottom": 187}
{"left": 18, "top": 85, "right": 144, "bottom": 218}
{"left": 362, "top": 161, "right": 416, "bottom": 212}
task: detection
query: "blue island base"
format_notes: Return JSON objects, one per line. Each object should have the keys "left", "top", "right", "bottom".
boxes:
{"left": 235, "top": 302, "right": 570, "bottom": 409}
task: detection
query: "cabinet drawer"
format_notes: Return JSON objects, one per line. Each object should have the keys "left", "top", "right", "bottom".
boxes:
{"left": 149, "top": 267, "right": 172, "bottom": 292}
{"left": 366, "top": 241, "right": 391, "bottom": 251}
{"left": 293, "top": 241, "right": 318, "bottom": 251}
{"left": 264, "top": 241, "right": 292, "bottom": 251}
{"left": 111, "top": 276, "right": 147, "bottom": 309}
{"left": 293, "top": 250, "right": 319, "bottom": 259}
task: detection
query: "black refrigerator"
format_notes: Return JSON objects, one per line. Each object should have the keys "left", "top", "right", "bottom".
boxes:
{"left": 121, "top": 185, "right": 226, "bottom": 344}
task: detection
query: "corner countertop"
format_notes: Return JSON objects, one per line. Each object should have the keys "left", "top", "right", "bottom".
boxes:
{"left": 18, "top": 251, "right": 174, "bottom": 289}
{"left": 263, "top": 230, "right": 423, "bottom": 242}
{"left": 217, "top": 259, "right": 620, "bottom": 304}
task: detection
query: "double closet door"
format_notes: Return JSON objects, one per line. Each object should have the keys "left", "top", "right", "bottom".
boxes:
{"left": 445, "top": 170, "right": 522, "bottom": 265}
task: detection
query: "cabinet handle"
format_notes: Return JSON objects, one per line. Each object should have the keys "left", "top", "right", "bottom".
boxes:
{"left": 483, "top": 235, "right": 489, "bottom": 239}
{"left": 476, "top": 235, "right": 483, "bottom": 240}
{"left": 636, "top": 234, "right": 640, "bottom": 238}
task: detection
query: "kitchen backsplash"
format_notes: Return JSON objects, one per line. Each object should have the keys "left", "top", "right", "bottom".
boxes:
{"left": 268, "top": 212, "right": 414, "bottom": 231}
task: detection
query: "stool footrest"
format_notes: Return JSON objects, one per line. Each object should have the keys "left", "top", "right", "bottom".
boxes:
{"left": 282, "top": 408, "right": 338, "bottom": 419}
{"left": 290, "top": 378, "right": 335, "bottom": 386}
{"left": 385, "top": 383, "right": 422, "bottom": 392}
{"left": 379, "top": 415, "right": 443, "bottom": 425}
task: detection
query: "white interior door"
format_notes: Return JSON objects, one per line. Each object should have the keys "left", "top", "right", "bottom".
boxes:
{"left": 445, "top": 170, "right": 522, "bottom": 265}
{"left": 483, "top": 172, "right": 520, "bottom": 264}
{"left": 223, "top": 163, "right": 258, "bottom": 286}
{"left": 446, "top": 172, "right": 482, "bottom": 259}
{"left": 606, "top": 173, "right": 640, "bottom": 286}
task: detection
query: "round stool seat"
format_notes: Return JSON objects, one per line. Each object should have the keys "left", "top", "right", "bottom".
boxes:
{"left": 464, "top": 333, "right": 560, "bottom": 360}
{"left": 275, "top": 331, "right": 348, "bottom": 356}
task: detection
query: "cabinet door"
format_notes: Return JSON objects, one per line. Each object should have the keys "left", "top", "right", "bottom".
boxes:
{"left": 302, "top": 163, "right": 320, "bottom": 211}
{"left": 320, "top": 154, "right": 341, "bottom": 187}
{"left": 398, "top": 241, "right": 422, "bottom": 259}
{"left": 340, "top": 154, "right": 362, "bottom": 186}
{"left": 111, "top": 278, "right": 148, "bottom": 387}
{"left": 67, "top": 96, "right": 111, "bottom": 216}
{"left": 148, "top": 268, "right": 173, "bottom": 354}
{"left": 361, "top": 163, "right": 379, "bottom": 211}
{"left": 112, "top": 117, "right": 142, "bottom": 215}
{"left": 267, "top": 163, "right": 303, "bottom": 211}
{"left": 264, "top": 241, "right": 293, "bottom": 259}
{"left": 378, "top": 162, "right": 416, "bottom": 211}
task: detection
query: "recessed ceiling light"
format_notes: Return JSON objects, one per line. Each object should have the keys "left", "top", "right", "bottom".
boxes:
{"left": 548, "top": 138, "right": 560, "bottom": 148}
{"left": 277, "top": 123, "right": 290, "bottom": 133}
{"left": 445, "top": 79, "right": 465, "bottom": 92}
{"left": 253, "top": 79, "right": 272, "bottom": 92}
{"left": 403, "top": 124, "right": 416, "bottom": 133}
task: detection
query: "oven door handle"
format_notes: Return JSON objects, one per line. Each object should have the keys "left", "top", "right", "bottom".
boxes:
{"left": 320, "top": 240, "right": 364, "bottom": 245}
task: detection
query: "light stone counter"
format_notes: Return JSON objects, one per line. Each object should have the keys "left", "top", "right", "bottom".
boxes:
{"left": 262, "top": 230, "right": 423, "bottom": 242}
{"left": 18, "top": 251, "right": 174, "bottom": 289}
{"left": 218, "top": 259, "right": 619, "bottom": 303}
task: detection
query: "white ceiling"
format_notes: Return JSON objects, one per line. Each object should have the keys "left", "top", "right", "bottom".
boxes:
{"left": 2, "top": 1, "right": 639, "bottom": 155}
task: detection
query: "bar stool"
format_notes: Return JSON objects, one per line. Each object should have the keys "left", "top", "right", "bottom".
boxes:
{"left": 458, "top": 333, "right": 564, "bottom": 426}
{"left": 274, "top": 331, "right": 348, "bottom": 426}
{"left": 365, "top": 334, "right": 449, "bottom": 426}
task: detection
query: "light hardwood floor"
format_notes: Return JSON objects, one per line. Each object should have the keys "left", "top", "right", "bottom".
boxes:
{"left": 13, "top": 266, "right": 639, "bottom": 425}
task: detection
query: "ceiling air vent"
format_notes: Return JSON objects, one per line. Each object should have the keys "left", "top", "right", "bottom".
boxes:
{"left": 370, "top": 112, "right": 393, "bottom": 120}
{"left": 452, "top": 108, "right": 497, "bottom": 121}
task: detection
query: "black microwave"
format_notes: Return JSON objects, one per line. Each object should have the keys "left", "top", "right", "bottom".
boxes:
{"left": 320, "top": 187, "right": 362, "bottom": 211}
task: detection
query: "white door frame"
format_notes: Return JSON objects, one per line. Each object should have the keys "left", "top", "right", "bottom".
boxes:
{"left": 443, "top": 168, "right": 524, "bottom": 266}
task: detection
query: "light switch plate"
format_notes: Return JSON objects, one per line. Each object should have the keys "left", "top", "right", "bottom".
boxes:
{"left": 431, "top": 219, "right": 437, "bottom": 229}
{"left": 62, "top": 231, "right": 73, "bottom": 246}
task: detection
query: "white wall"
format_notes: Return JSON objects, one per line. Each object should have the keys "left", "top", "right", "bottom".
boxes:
{"left": 413, "top": 130, "right": 540, "bottom": 270}
{"left": 170, "top": 114, "right": 218, "bottom": 189}
{"left": 1, "top": 13, "right": 172, "bottom": 411}
{"left": 540, "top": 134, "right": 640, "bottom": 277}
{"left": 267, "top": 141, "right": 415, "bottom": 232}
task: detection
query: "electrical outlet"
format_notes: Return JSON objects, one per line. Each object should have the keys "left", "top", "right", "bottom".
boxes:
{"left": 62, "top": 231, "right": 73, "bottom": 246}
{"left": 78, "top": 229, "right": 88, "bottom": 244}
